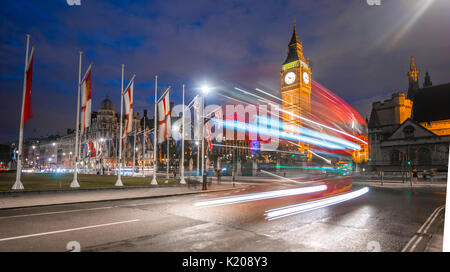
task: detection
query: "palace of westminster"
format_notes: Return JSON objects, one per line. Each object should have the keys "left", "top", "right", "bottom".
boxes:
{"left": 7, "top": 25, "right": 449, "bottom": 175}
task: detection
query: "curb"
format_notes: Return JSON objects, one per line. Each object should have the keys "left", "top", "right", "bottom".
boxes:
{"left": 0, "top": 185, "right": 249, "bottom": 211}
{"left": 353, "top": 182, "right": 446, "bottom": 192}
{"left": 0, "top": 184, "right": 182, "bottom": 196}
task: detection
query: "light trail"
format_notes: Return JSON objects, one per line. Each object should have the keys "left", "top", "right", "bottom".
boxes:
{"left": 259, "top": 169, "right": 310, "bottom": 184}
{"left": 258, "top": 116, "right": 360, "bottom": 150}
{"left": 253, "top": 87, "right": 368, "bottom": 146}
{"left": 194, "top": 185, "right": 327, "bottom": 207}
{"left": 264, "top": 187, "right": 369, "bottom": 221}
{"left": 217, "top": 118, "right": 351, "bottom": 150}
{"left": 286, "top": 140, "right": 332, "bottom": 164}
{"left": 274, "top": 106, "right": 368, "bottom": 145}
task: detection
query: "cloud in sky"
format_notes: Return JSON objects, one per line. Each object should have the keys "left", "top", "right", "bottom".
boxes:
{"left": 0, "top": 0, "right": 449, "bottom": 143}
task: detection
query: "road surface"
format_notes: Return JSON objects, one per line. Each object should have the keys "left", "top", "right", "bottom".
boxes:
{"left": 0, "top": 180, "right": 445, "bottom": 252}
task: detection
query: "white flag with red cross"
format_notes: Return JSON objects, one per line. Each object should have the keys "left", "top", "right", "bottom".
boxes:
{"left": 192, "top": 96, "right": 201, "bottom": 140}
{"left": 205, "top": 122, "right": 212, "bottom": 152}
{"left": 157, "top": 91, "right": 171, "bottom": 143}
{"left": 81, "top": 68, "right": 92, "bottom": 132}
{"left": 124, "top": 81, "right": 134, "bottom": 136}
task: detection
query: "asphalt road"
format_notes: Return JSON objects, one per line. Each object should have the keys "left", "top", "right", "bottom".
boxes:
{"left": 0, "top": 180, "right": 446, "bottom": 252}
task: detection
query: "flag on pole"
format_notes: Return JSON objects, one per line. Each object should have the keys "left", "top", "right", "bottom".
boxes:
{"left": 23, "top": 47, "right": 34, "bottom": 126}
{"left": 205, "top": 121, "right": 212, "bottom": 152}
{"left": 88, "top": 141, "right": 96, "bottom": 157}
{"left": 158, "top": 91, "right": 171, "bottom": 143}
{"left": 193, "top": 96, "right": 201, "bottom": 140}
{"left": 81, "top": 68, "right": 92, "bottom": 132}
{"left": 124, "top": 81, "right": 134, "bottom": 136}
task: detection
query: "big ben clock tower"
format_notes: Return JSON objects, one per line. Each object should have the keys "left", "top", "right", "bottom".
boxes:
{"left": 281, "top": 23, "right": 312, "bottom": 157}
{"left": 281, "top": 23, "right": 312, "bottom": 128}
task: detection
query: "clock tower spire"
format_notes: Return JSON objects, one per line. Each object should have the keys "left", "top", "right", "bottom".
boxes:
{"left": 280, "top": 23, "right": 312, "bottom": 157}
{"left": 280, "top": 23, "right": 312, "bottom": 126}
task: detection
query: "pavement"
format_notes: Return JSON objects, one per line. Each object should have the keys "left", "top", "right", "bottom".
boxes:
{"left": 0, "top": 181, "right": 247, "bottom": 210}
{"left": 353, "top": 179, "right": 447, "bottom": 189}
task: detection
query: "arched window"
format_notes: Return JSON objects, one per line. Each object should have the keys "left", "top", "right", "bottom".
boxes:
{"left": 418, "top": 147, "right": 431, "bottom": 165}
{"left": 390, "top": 149, "right": 401, "bottom": 165}
{"left": 403, "top": 125, "right": 415, "bottom": 139}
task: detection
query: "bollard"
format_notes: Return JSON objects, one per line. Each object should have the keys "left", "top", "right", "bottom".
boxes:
{"left": 202, "top": 173, "right": 207, "bottom": 190}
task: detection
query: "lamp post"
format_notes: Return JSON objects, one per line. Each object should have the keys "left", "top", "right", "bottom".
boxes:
{"left": 180, "top": 84, "right": 186, "bottom": 184}
{"left": 196, "top": 141, "right": 200, "bottom": 177}
{"left": 200, "top": 85, "right": 209, "bottom": 190}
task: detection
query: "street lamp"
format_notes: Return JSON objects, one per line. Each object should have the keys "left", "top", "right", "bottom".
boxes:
{"left": 200, "top": 85, "right": 210, "bottom": 190}
{"left": 201, "top": 85, "right": 210, "bottom": 95}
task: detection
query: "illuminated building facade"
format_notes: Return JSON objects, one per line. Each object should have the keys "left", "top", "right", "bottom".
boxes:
{"left": 19, "top": 95, "right": 153, "bottom": 172}
{"left": 368, "top": 57, "right": 450, "bottom": 172}
{"left": 280, "top": 24, "right": 312, "bottom": 129}
{"left": 280, "top": 24, "right": 312, "bottom": 159}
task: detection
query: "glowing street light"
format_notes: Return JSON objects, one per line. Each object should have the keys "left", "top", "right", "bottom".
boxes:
{"left": 201, "top": 85, "right": 210, "bottom": 95}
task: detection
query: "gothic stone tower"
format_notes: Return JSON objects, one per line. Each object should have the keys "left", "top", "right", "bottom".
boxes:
{"left": 407, "top": 56, "right": 419, "bottom": 100}
{"left": 281, "top": 24, "right": 312, "bottom": 129}
{"left": 280, "top": 24, "right": 312, "bottom": 156}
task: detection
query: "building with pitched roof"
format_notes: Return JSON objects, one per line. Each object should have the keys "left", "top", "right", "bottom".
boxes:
{"left": 368, "top": 57, "right": 450, "bottom": 173}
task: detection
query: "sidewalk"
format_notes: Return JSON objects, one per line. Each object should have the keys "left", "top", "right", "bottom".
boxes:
{"left": 0, "top": 182, "right": 248, "bottom": 210}
{"left": 353, "top": 180, "right": 447, "bottom": 189}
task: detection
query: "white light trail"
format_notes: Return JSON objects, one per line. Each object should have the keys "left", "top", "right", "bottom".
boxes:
{"left": 254, "top": 87, "right": 367, "bottom": 146}
{"left": 275, "top": 106, "right": 368, "bottom": 146}
{"left": 265, "top": 187, "right": 369, "bottom": 220}
{"left": 286, "top": 140, "right": 332, "bottom": 164}
{"left": 194, "top": 185, "right": 327, "bottom": 207}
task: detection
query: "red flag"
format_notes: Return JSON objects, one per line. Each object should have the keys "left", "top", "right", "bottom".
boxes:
{"left": 157, "top": 91, "right": 171, "bottom": 143}
{"left": 88, "top": 141, "right": 96, "bottom": 157}
{"left": 205, "top": 122, "right": 212, "bottom": 152}
{"left": 123, "top": 81, "right": 134, "bottom": 136}
{"left": 23, "top": 49, "right": 34, "bottom": 126}
{"left": 81, "top": 69, "right": 92, "bottom": 131}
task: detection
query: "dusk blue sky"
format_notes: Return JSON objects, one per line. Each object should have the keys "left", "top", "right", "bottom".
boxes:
{"left": 1, "top": 0, "right": 449, "bottom": 143}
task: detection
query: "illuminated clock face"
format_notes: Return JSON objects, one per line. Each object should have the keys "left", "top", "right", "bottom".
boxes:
{"left": 284, "top": 72, "right": 296, "bottom": 85}
{"left": 303, "top": 72, "right": 310, "bottom": 84}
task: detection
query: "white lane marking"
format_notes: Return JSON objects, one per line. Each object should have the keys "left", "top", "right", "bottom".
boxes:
{"left": 401, "top": 207, "right": 440, "bottom": 252}
{"left": 401, "top": 206, "right": 440, "bottom": 252}
{"left": 0, "top": 219, "right": 140, "bottom": 242}
{"left": 0, "top": 207, "right": 113, "bottom": 220}
{"left": 401, "top": 205, "right": 445, "bottom": 252}
{"left": 409, "top": 206, "right": 445, "bottom": 252}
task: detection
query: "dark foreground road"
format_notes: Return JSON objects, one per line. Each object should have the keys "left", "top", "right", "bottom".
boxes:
{"left": 0, "top": 182, "right": 445, "bottom": 252}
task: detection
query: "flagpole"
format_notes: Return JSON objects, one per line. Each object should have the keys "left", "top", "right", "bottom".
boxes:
{"left": 180, "top": 84, "right": 186, "bottom": 184}
{"left": 197, "top": 116, "right": 200, "bottom": 177}
{"left": 142, "top": 116, "right": 146, "bottom": 177}
{"left": 115, "top": 64, "right": 124, "bottom": 186}
{"left": 166, "top": 137, "right": 169, "bottom": 183}
{"left": 151, "top": 76, "right": 158, "bottom": 185}
{"left": 70, "top": 52, "right": 82, "bottom": 188}
{"left": 12, "top": 34, "right": 30, "bottom": 190}
{"left": 133, "top": 123, "right": 136, "bottom": 174}
{"left": 201, "top": 95, "right": 205, "bottom": 188}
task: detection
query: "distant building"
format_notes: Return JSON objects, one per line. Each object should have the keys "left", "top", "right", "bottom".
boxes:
{"left": 368, "top": 57, "right": 450, "bottom": 172}
{"left": 20, "top": 95, "right": 154, "bottom": 172}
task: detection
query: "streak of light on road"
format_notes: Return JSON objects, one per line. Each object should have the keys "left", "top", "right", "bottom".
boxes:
{"left": 265, "top": 187, "right": 369, "bottom": 220}
{"left": 194, "top": 185, "right": 327, "bottom": 207}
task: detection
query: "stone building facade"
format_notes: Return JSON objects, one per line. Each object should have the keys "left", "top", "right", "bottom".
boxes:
{"left": 21, "top": 95, "right": 154, "bottom": 173}
{"left": 368, "top": 57, "right": 450, "bottom": 172}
